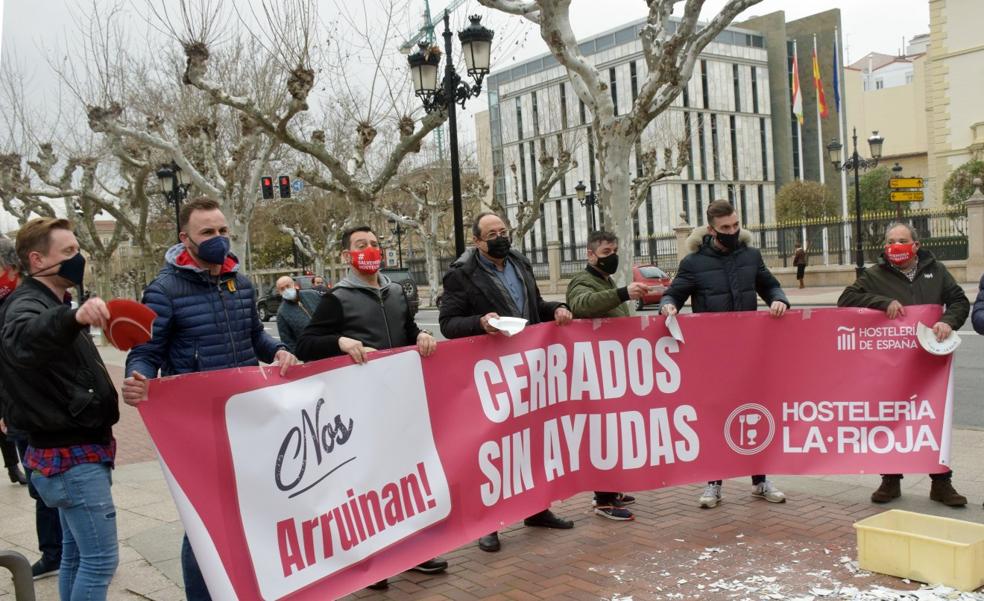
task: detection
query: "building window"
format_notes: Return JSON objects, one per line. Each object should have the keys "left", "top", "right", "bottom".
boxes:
{"left": 709, "top": 183, "right": 716, "bottom": 202}
{"left": 683, "top": 83, "right": 690, "bottom": 108}
{"left": 682, "top": 184, "right": 691, "bottom": 223}
{"left": 751, "top": 66, "right": 759, "bottom": 113}
{"left": 727, "top": 184, "right": 735, "bottom": 203}
{"left": 695, "top": 185, "right": 704, "bottom": 225}
{"left": 905, "top": 72, "right": 913, "bottom": 85}
{"left": 555, "top": 199, "right": 563, "bottom": 253}
{"left": 684, "top": 111, "right": 695, "bottom": 180}
{"left": 587, "top": 126, "right": 597, "bottom": 183}
{"left": 560, "top": 83, "right": 569, "bottom": 130}
{"left": 760, "top": 117, "right": 769, "bottom": 181}
{"left": 529, "top": 141, "right": 538, "bottom": 187}
{"left": 730, "top": 115, "right": 739, "bottom": 180}
{"left": 515, "top": 97, "right": 524, "bottom": 141}
{"left": 740, "top": 185, "right": 748, "bottom": 221}
{"left": 645, "top": 189, "right": 654, "bottom": 238}
{"left": 697, "top": 113, "right": 707, "bottom": 180}
{"left": 700, "top": 59, "right": 710, "bottom": 109}
{"left": 630, "top": 61, "right": 639, "bottom": 102}
{"left": 757, "top": 184, "right": 765, "bottom": 223}
{"left": 557, "top": 134, "right": 567, "bottom": 196}
{"left": 875, "top": 78, "right": 884, "bottom": 90}
{"left": 531, "top": 91, "right": 540, "bottom": 136}
{"left": 710, "top": 114, "right": 721, "bottom": 180}
{"left": 579, "top": 99, "right": 586, "bottom": 125}
{"left": 518, "top": 144, "right": 529, "bottom": 201}
{"left": 732, "top": 64, "right": 741, "bottom": 112}
{"left": 609, "top": 67, "right": 618, "bottom": 116}
{"left": 540, "top": 213, "right": 548, "bottom": 260}
{"left": 566, "top": 197, "right": 576, "bottom": 255}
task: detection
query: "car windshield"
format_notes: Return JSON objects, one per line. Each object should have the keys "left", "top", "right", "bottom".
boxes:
{"left": 639, "top": 266, "right": 668, "bottom": 279}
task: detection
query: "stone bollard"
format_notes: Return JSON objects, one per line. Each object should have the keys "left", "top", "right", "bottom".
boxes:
{"left": 966, "top": 178, "right": 984, "bottom": 281}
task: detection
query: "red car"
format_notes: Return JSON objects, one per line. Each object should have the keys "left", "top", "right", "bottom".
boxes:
{"left": 632, "top": 264, "right": 672, "bottom": 310}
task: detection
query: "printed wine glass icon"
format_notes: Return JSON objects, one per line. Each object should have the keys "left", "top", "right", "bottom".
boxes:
{"left": 744, "top": 413, "right": 762, "bottom": 446}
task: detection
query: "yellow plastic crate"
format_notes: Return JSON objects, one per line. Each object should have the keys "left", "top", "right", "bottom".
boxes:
{"left": 854, "top": 509, "right": 984, "bottom": 591}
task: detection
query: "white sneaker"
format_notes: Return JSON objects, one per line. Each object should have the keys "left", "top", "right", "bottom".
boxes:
{"left": 752, "top": 480, "right": 786, "bottom": 503}
{"left": 699, "top": 483, "right": 722, "bottom": 508}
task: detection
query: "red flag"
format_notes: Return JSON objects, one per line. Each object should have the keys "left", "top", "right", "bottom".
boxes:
{"left": 813, "top": 47, "right": 829, "bottom": 118}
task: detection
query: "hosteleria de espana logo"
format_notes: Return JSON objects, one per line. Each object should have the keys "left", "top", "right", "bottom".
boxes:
{"left": 723, "top": 403, "right": 776, "bottom": 455}
{"left": 835, "top": 324, "right": 917, "bottom": 352}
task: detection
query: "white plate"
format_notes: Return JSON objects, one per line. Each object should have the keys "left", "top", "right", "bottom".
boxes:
{"left": 488, "top": 316, "right": 528, "bottom": 337}
{"left": 916, "top": 321, "right": 961, "bottom": 356}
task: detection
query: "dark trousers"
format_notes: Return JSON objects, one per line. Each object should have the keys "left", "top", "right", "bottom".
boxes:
{"left": 594, "top": 491, "right": 619, "bottom": 505}
{"left": 182, "top": 534, "right": 212, "bottom": 601}
{"left": 709, "top": 475, "right": 766, "bottom": 486}
{"left": 14, "top": 436, "right": 62, "bottom": 564}
{"left": 882, "top": 470, "right": 953, "bottom": 481}
{"left": 796, "top": 265, "right": 806, "bottom": 280}
{"left": 1, "top": 430, "right": 18, "bottom": 468}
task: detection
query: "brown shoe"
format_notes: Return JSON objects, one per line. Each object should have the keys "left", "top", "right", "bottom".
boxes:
{"left": 930, "top": 480, "right": 967, "bottom": 506}
{"left": 871, "top": 476, "right": 901, "bottom": 503}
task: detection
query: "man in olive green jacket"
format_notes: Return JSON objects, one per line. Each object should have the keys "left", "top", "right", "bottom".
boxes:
{"left": 566, "top": 231, "right": 646, "bottom": 521}
{"left": 838, "top": 222, "right": 969, "bottom": 506}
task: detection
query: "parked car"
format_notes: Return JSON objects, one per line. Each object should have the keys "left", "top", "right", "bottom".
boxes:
{"left": 379, "top": 267, "right": 420, "bottom": 316}
{"left": 632, "top": 264, "right": 672, "bottom": 311}
{"left": 256, "top": 275, "right": 329, "bottom": 321}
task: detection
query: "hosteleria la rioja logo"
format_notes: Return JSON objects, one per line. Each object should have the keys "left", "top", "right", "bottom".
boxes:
{"left": 724, "top": 403, "right": 776, "bottom": 455}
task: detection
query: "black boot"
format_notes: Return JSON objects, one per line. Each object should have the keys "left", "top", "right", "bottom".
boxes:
{"left": 871, "top": 475, "right": 901, "bottom": 503}
{"left": 7, "top": 465, "right": 26, "bottom": 485}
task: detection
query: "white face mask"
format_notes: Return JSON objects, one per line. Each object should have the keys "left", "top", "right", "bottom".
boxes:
{"left": 282, "top": 287, "right": 297, "bottom": 301}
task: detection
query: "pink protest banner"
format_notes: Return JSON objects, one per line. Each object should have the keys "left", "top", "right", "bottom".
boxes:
{"left": 137, "top": 306, "right": 954, "bottom": 600}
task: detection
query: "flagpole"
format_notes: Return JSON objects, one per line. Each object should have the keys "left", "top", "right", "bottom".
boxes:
{"left": 794, "top": 39, "right": 805, "bottom": 182}
{"left": 814, "top": 35, "right": 825, "bottom": 186}
{"left": 835, "top": 27, "right": 851, "bottom": 258}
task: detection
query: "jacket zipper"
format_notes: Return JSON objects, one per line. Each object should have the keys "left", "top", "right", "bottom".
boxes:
{"left": 379, "top": 293, "right": 394, "bottom": 348}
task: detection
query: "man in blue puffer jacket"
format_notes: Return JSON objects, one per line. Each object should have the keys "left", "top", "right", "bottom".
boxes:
{"left": 121, "top": 197, "right": 298, "bottom": 601}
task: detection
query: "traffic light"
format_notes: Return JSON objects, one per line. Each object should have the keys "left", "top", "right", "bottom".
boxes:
{"left": 261, "top": 176, "right": 274, "bottom": 200}
{"left": 279, "top": 175, "right": 291, "bottom": 199}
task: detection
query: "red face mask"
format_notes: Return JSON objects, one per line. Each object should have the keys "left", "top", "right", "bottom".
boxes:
{"left": 350, "top": 246, "right": 382, "bottom": 274}
{"left": 885, "top": 242, "right": 917, "bottom": 266}
{"left": 0, "top": 268, "right": 20, "bottom": 301}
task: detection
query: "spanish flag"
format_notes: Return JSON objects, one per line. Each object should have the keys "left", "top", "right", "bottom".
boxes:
{"left": 813, "top": 46, "right": 829, "bottom": 118}
{"left": 791, "top": 45, "right": 804, "bottom": 125}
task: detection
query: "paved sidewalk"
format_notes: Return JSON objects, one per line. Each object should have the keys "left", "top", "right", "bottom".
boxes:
{"left": 3, "top": 320, "right": 984, "bottom": 600}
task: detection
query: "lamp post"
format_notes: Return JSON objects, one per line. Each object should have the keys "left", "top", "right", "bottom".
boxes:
{"left": 827, "top": 128, "right": 884, "bottom": 275}
{"left": 155, "top": 161, "right": 189, "bottom": 242}
{"left": 388, "top": 218, "right": 405, "bottom": 269}
{"left": 575, "top": 180, "right": 598, "bottom": 235}
{"left": 408, "top": 13, "right": 493, "bottom": 258}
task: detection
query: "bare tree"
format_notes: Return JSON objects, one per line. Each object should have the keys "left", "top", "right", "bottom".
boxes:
{"left": 479, "top": 0, "right": 761, "bottom": 282}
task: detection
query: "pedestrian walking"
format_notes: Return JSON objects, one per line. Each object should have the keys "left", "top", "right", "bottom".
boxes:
{"left": 793, "top": 243, "right": 808, "bottom": 288}
{"left": 439, "top": 212, "right": 575, "bottom": 552}
{"left": 565, "top": 230, "right": 647, "bottom": 521}
{"left": 0, "top": 218, "right": 120, "bottom": 600}
{"left": 274, "top": 275, "right": 320, "bottom": 353}
{"left": 837, "top": 222, "right": 969, "bottom": 506}
{"left": 121, "top": 197, "right": 298, "bottom": 601}
{"left": 295, "top": 225, "right": 446, "bottom": 590}
{"left": 660, "top": 200, "right": 790, "bottom": 509}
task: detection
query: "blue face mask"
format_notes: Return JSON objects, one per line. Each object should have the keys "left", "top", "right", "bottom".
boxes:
{"left": 190, "top": 236, "right": 230, "bottom": 265}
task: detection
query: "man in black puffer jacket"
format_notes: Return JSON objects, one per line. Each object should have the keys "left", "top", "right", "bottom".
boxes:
{"left": 660, "top": 200, "right": 790, "bottom": 510}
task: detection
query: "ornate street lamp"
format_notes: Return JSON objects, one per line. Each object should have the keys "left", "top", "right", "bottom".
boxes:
{"left": 827, "top": 129, "right": 885, "bottom": 274}
{"left": 575, "top": 180, "right": 598, "bottom": 235}
{"left": 155, "top": 160, "right": 189, "bottom": 242}
{"left": 388, "top": 217, "right": 405, "bottom": 269}
{"left": 408, "top": 13, "right": 493, "bottom": 258}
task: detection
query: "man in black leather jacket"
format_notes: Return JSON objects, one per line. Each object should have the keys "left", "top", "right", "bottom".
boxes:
{"left": 660, "top": 200, "right": 790, "bottom": 510}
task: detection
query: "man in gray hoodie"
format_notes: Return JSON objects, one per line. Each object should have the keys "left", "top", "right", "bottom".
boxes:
{"left": 294, "top": 225, "right": 444, "bottom": 590}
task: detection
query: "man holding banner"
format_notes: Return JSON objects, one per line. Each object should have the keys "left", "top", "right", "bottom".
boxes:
{"left": 295, "top": 225, "right": 447, "bottom": 589}
{"left": 565, "top": 230, "right": 647, "bottom": 521}
{"left": 837, "top": 222, "right": 969, "bottom": 506}
{"left": 439, "top": 211, "right": 575, "bottom": 552}
{"left": 121, "top": 198, "right": 298, "bottom": 601}
{"left": 660, "top": 200, "right": 790, "bottom": 509}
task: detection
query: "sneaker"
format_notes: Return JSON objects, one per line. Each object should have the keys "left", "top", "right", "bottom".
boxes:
{"left": 366, "top": 579, "right": 388, "bottom": 590}
{"left": 594, "top": 506, "right": 634, "bottom": 521}
{"left": 699, "top": 483, "right": 722, "bottom": 508}
{"left": 409, "top": 557, "right": 448, "bottom": 573}
{"left": 31, "top": 559, "right": 59, "bottom": 581}
{"left": 752, "top": 480, "right": 787, "bottom": 503}
{"left": 614, "top": 493, "right": 636, "bottom": 507}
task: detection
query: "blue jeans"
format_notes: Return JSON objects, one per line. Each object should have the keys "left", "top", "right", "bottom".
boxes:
{"left": 14, "top": 436, "right": 63, "bottom": 565}
{"left": 31, "top": 463, "right": 119, "bottom": 601}
{"left": 182, "top": 534, "right": 212, "bottom": 600}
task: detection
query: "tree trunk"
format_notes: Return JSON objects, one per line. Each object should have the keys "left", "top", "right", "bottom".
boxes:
{"left": 596, "top": 126, "right": 637, "bottom": 296}
{"left": 227, "top": 212, "right": 249, "bottom": 262}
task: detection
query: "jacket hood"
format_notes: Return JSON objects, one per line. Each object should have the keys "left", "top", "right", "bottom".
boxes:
{"left": 334, "top": 269, "right": 393, "bottom": 290}
{"left": 686, "top": 227, "right": 754, "bottom": 253}
{"left": 164, "top": 243, "right": 239, "bottom": 274}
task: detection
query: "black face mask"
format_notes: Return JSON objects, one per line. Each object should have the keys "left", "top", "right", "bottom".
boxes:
{"left": 32, "top": 252, "right": 86, "bottom": 288}
{"left": 485, "top": 237, "right": 511, "bottom": 260}
{"left": 714, "top": 229, "right": 741, "bottom": 251}
{"left": 595, "top": 253, "right": 619, "bottom": 275}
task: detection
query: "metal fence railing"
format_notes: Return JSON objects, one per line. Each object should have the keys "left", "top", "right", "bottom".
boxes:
{"left": 746, "top": 205, "right": 968, "bottom": 267}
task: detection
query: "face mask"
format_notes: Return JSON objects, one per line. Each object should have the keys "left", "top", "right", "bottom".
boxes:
{"left": 486, "top": 237, "right": 511, "bottom": 260}
{"left": 885, "top": 242, "right": 916, "bottom": 266}
{"left": 714, "top": 229, "right": 741, "bottom": 251}
{"left": 190, "top": 235, "right": 230, "bottom": 265}
{"left": 351, "top": 247, "right": 382, "bottom": 274}
{"left": 0, "top": 268, "right": 19, "bottom": 301}
{"left": 595, "top": 253, "right": 619, "bottom": 275}
{"left": 32, "top": 253, "right": 86, "bottom": 288}
{"left": 282, "top": 287, "right": 297, "bottom": 301}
